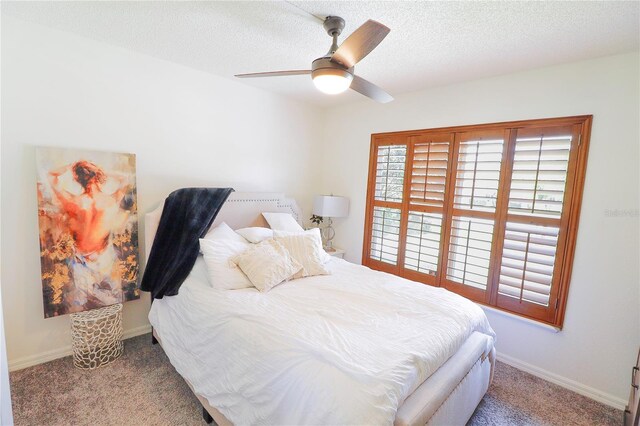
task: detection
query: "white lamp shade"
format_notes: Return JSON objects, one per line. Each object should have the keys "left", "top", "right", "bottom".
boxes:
{"left": 312, "top": 195, "right": 349, "bottom": 218}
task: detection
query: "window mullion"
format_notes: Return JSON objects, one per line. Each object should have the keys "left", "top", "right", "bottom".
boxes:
{"left": 437, "top": 132, "right": 460, "bottom": 287}
{"left": 487, "top": 128, "right": 517, "bottom": 306}
{"left": 397, "top": 137, "right": 413, "bottom": 274}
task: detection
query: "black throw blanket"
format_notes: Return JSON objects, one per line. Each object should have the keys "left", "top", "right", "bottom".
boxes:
{"left": 141, "top": 187, "right": 233, "bottom": 299}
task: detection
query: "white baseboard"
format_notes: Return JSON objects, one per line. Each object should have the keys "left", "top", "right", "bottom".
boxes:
{"left": 122, "top": 324, "right": 152, "bottom": 340}
{"left": 8, "top": 324, "right": 152, "bottom": 372}
{"left": 497, "top": 352, "right": 627, "bottom": 410}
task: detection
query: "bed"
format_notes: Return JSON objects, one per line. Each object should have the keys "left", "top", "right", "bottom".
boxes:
{"left": 144, "top": 191, "right": 496, "bottom": 426}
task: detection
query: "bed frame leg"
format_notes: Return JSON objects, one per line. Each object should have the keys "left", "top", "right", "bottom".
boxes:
{"left": 150, "top": 299, "right": 158, "bottom": 345}
{"left": 202, "top": 406, "right": 214, "bottom": 424}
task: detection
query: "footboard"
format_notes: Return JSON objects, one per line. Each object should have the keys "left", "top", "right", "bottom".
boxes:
{"left": 395, "top": 332, "right": 495, "bottom": 426}
{"left": 426, "top": 348, "right": 494, "bottom": 425}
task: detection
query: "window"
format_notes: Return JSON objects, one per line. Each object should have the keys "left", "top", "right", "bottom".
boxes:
{"left": 363, "top": 116, "right": 591, "bottom": 327}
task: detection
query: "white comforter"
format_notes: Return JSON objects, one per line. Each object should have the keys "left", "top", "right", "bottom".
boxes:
{"left": 149, "top": 257, "right": 495, "bottom": 425}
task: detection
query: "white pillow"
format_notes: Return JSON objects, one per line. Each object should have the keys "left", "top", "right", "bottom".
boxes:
{"left": 199, "top": 239, "right": 253, "bottom": 290}
{"left": 273, "top": 228, "right": 332, "bottom": 264}
{"left": 232, "top": 240, "right": 302, "bottom": 292}
{"left": 235, "top": 227, "right": 273, "bottom": 244}
{"left": 202, "top": 222, "right": 247, "bottom": 243}
{"left": 274, "top": 233, "right": 330, "bottom": 279}
{"left": 262, "top": 212, "right": 304, "bottom": 233}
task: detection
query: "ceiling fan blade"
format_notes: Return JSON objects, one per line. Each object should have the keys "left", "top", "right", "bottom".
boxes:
{"left": 235, "top": 70, "right": 311, "bottom": 78}
{"left": 350, "top": 75, "right": 393, "bottom": 103}
{"left": 331, "top": 20, "right": 390, "bottom": 68}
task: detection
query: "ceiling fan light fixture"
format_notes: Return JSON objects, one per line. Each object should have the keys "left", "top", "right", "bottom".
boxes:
{"left": 312, "top": 69, "right": 353, "bottom": 95}
{"left": 235, "top": 16, "right": 393, "bottom": 103}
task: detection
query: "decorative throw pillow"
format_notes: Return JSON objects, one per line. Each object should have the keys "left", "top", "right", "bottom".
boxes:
{"left": 262, "top": 212, "right": 304, "bottom": 233}
{"left": 235, "top": 227, "right": 274, "bottom": 244}
{"left": 202, "top": 222, "right": 248, "bottom": 244}
{"left": 232, "top": 240, "right": 303, "bottom": 292}
{"left": 200, "top": 222, "right": 248, "bottom": 254}
{"left": 273, "top": 228, "right": 332, "bottom": 264}
{"left": 273, "top": 232, "right": 330, "bottom": 279}
{"left": 199, "top": 239, "right": 253, "bottom": 290}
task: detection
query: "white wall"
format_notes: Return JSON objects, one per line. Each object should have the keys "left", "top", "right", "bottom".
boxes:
{"left": 0, "top": 17, "right": 324, "bottom": 369}
{"left": 318, "top": 52, "right": 640, "bottom": 408}
{"left": 0, "top": 10, "right": 14, "bottom": 423}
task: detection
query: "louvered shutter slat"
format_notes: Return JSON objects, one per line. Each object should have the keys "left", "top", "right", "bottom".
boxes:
{"left": 404, "top": 212, "right": 443, "bottom": 276}
{"left": 408, "top": 140, "right": 450, "bottom": 208}
{"left": 453, "top": 137, "right": 504, "bottom": 212}
{"left": 369, "top": 206, "right": 402, "bottom": 265}
{"left": 446, "top": 216, "right": 495, "bottom": 290}
{"left": 374, "top": 145, "right": 407, "bottom": 203}
{"left": 507, "top": 133, "right": 571, "bottom": 218}
{"left": 498, "top": 222, "right": 559, "bottom": 306}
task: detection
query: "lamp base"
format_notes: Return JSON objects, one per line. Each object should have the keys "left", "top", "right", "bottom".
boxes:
{"left": 321, "top": 218, "right": 335, "bottom": 251}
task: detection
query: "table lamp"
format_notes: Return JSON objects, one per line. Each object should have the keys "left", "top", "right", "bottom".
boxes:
{"left": 312, "top": 195, "right": 349, "bottom": 251}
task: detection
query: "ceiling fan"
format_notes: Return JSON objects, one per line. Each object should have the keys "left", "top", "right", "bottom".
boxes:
{"left": 235, "top": 16, "right": 393, "bottom": 103}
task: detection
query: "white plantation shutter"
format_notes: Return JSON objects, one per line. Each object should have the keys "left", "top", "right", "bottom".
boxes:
{"left": 498, "top": 222, "right": 559, "bottom": 306}
{"left": 374, "top": 144, "right": 406, "bottom": 203}
{"left": 453, "top": 138, "right": 504, "bottom": 212}
{"left": 364, "top": 118, "right": 590, "bottom": 327}
{"left": 409, "top": 140, "right": 449, "bottom": 207}
{"left": 507, "top": 134, "right": 571, "bottom": 218}
{"left": 369, "top": 207, "right": 402, "bottom": 265}
{"left": 405, "top": 212, "right": 443, "bottom": 276}
{"left": 444, "top": 131, "right": 504, "bottom": 296}
{"left": 402, "top": 134, "right": 451, "bottom": 282}
{"left": 494, "top": 125, "right": 578, "bottom": 321}
{"left": 365, "top": 139, "right": 407, "bottom": 271}
{"left": 447, "top": 216, "right": 495, "bottom": 290}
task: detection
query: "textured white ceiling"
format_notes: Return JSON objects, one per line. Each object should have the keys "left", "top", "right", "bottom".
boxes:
{"left": 3, "top": 1, "right": 639, "bottom": 107}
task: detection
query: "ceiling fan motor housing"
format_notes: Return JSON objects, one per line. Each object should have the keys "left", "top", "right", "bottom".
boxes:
{"left": 311, "top": 57, "right": 354, "bottom": 81}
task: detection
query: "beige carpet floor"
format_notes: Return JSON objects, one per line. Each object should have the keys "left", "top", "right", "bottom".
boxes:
{"left": 10, "top": 334, "right": 622, "bottom": 425}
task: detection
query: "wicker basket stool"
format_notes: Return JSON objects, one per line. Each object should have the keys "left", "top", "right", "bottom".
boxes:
{"left": 70, "top": 303, "right": 124, "bottom": 369}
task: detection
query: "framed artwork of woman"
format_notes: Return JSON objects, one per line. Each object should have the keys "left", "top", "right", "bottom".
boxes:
{"left": 36, "top": 147, "right": 139, "bottom": 318}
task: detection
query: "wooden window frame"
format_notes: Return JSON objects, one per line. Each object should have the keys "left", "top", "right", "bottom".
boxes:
{"left": 362, "top": 115, "right": 592, "bottom": 328}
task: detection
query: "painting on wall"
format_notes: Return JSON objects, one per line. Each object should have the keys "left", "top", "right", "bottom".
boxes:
{"left": 36, "top": 147, "right": 140, "bottom": 318}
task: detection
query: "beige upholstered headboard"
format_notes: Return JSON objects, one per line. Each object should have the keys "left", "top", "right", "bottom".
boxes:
{"left": 144, "top": 191, "right": 303, "bottom": 261}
